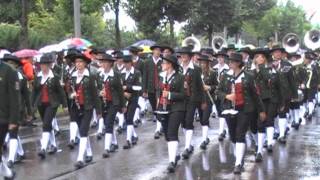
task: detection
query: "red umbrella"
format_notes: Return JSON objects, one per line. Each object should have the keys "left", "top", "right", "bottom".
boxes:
{"left": 14, "top": 49, "right": 39, "bottom": 58}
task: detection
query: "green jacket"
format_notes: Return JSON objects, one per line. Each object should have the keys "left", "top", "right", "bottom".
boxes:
{"left": 217, "top": 70, "right": 265, "bottom": 113}
{"left": 97, "top": 69, "right": 125, "bottom": 108}
{"left": 254, "top": 65, "right": 281, "bottom": 103}
{"left": 183, "top": 63, "right": 205, "bottom": 103}
{"left": 70, "top": 69, "right": 101, "bottom": 114}
{"left": 277, "top": 60, "right": 298, "bottom": 104}
{"left": 121, "top": 67, "right": 142, "bottom": 104}
{"left": 142, "top": 57, "right": 162, "bottom": 94}
{"left": 32, "top": 71, "right": 67, "bottom": 108}
{"left": 157, "top": 71, "right": 186, "bottom": 112}
{"left": 0, "top": 62, "right": 21, "bottom": 124}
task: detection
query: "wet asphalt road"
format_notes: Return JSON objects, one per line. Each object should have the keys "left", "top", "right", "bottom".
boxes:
{"left": 7, "top": 109, "right": 320, "bottom": 180}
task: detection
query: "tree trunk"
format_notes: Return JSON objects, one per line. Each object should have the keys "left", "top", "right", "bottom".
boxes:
{"left": 114, "top": 0, "right": 121, "bottom": 48}
{"left": 169, "top": 18, "right": 174, "bottom": 46}
{"left": 19, "top": 0, "right": 29, "bottom": 48}
{"left": 208, "top": 25, "right": 213, "bottom": 46}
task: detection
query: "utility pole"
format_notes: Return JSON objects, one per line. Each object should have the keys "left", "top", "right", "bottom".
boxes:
{"left": 74, "top": 0, "right": 81, "bottom": 37}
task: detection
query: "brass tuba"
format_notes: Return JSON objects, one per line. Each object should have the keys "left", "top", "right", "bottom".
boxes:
{"left": 282, "top": 33, "right": 300, "bottom": 53}
{"left": 212, "top": 36, "right": 227, "bottom": 53}
{"left": 182, "top": 35, "right": 201, "bottom": 52}
{"left": 304, "top": 29, "right": 320, "bottom": 50}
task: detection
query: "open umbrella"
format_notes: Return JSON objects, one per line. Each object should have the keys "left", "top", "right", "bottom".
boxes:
{"left": 59, "top": 38, "right": 93, "bottom": 50}
{"left": 13, "top": 49, "right": 39, "bottom": 58}
{"left": 39, "top": 44, "right": 63, "bottom": 53}
{"left": 130, "top": 39, "right": 156, "bottom": 47}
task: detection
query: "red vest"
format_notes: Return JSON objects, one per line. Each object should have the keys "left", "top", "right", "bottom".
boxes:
{"left": 159, "top": 83, "right": 171, "bottom": 105}
{"left": 235, "top": 83, "right": 244, "bottom": 107}
{"left": 153, "top": 63, "right": 159, "bottom": 89}
{"left": 41, "top": 85, "right": 49, "bottom": 103}
{"left": 104, "top": 81, "right": 112, "bottom": 102}
{"left": 76, "top": 84, "right": 85, "bottom": 105}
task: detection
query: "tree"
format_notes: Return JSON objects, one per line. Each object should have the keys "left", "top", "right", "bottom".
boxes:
{"left": 184, "top": 0, "right": 235, "bottom": 46}
{"left": 242, "top": 0, "right": 312, "bottom": 45}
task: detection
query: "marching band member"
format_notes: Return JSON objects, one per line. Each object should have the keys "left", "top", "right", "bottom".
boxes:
{"left": 270, "top": 45, "right": 297, "bottom": 144}
{"left": 177, "top": 46, "right": 205, "bottom": 159}
{"left": 239, "top": 47, "right": 253, "bottom": 70}
{"left": 2, "top": 54, "right": 29, "bottom": 168}
{"left": 121, "top": 55, "right": 142, "bottom": 149}
{"left": 217, "top": 53, "right": 266, "bottom": 174}
{"left": 142, "top": 45, "right": 163, "bottom": 139}
{"left": 303, "top": 51, "right": 319, "bottom": 120}
{"left": 0, "top": 53, "right": 20, "bottom": 179}
{"left": 156, "top": 55, "right": 185, "bottom": 173}
{"left": 97, "top": 53, "right": 125, "bottom": 158}
{"left": 198, "top": 55, "right": 218, "bottom": 150}
{"left": 288, "top": 53, "right": 305, "bottom": 129}
{"left": 251, "top": 48, "right": 281, "bottom": 161}
{"left": 68, "top": 51, "right": 101, "bottom": 169}
{"left": 213, "top": 50, "right": 229, "bottom": 141}
{"left": 113, "top": 51, "right": 126, "bottom": 134}
{"left": 32, "top": 54, "right": 67, "bottom": 159}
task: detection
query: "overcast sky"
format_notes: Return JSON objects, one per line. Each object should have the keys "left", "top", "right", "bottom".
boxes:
{"left": 104, "top": 0, "right": 320, "bottom": 31}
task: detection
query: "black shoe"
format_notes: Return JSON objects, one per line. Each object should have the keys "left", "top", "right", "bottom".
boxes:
{"left": 117, "top": 127, "right": 123, "bottom": 134}
{"left": 200, "top": 141, "right": 207, "bottom": 150}
{"left": 96, "top": 133, "right": 103, "bottom": 140}
{"left": 68, "top": 140, "right": 76, "bottom": 150}
{"left": 38, "top": 149, "right": 46, "bottom": 159}
{"left": 132, "top": 136, "right": 138, "bottom": 145}
{"left": 182, "top": 148, "right": 192, "bottom": 159}
{"left": 273, "top": 132, "right": 279, "bottom": 140}
{"left": 167, "top": 162, "right": 176, "bottom": 173}
{"left": 175, "top": 155, "right": 181, "bottom": 165}
{"left": 48, "top": 146, "right": 57, "bottom": 155}
{"left": 278, "top": 137, "right": 286, "bottom": 144}
{"left": 267, "top": 145, "right": 273, "bottom": 153}
{"left": 91, "top": 121, "right": 98, "bottom": 128}
{"left": 154, "top": 131, "right": 161, "bottom": 139}
{"left": 123, "top": 141, "right": 132, "bottom": 149}
{"left": 263, "top": 141, "right": 268, "bottom": 148}
{"left": 133, "top": 121, "right": 138, "bottom": 128}
{"left": 218, "top": 131, "right": 226, "bottom": 141}
{"left": 285, "top": 127, "right": 290, "bottom": 137}
{"left": 85, "top": 156, "right": 93, "bottom": 163}
{"left": 109, "top": 144, "right": 118, "bottom": 153}
{"left": 4, "top": 171, "right": 15, "bottom": 180}
{"left": 255, "top": 153, "right": 263, "bottom": 162}
{"left": 102, "top": 150, "right": 110, "bottom": 158}
{"left": 7, "top": 160, "right": 14, "bottom": 168}
{"left": 205, "top": 138, "right": 210, "bottom": 145}
{"left": 233, "top": 165, "right": 242, "bottom": 174}
{"left": 16, "top": 154, "right": 25, "bottom": 162}
{"left": 55, "top": 130, "right": 60, "bottom": 136}
{"left": 74, "top": 161, "right": 85, "bottom": 169}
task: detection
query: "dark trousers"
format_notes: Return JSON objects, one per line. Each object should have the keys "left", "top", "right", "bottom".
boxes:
{"left": 198, "top": 103, "right": 212, "bottom": 126}
{"left": 182, "top": 100, "right": 201, "bottom": 130}
{"left": 160, "top": 111, "right": 184, "bottom": 141}
{"left": 263, "top": 100, "right": 278, "bottom": 129}
{"left": 126, "top": 98, "right": 138, "bottom": 125}
{"left": 0, "top": 124, "right": 8, "bottom": 161}
{"left": 148, "top": 93, "right": 157, "bottom": 113}
{"left": 225, "top": 111, "right": 249, "bottom": 143}
{"left": 103, "top": 104, "right": 119, "bottom": 134}
{"left": 38, "top": 103, "right": 58, "bottom": 132}
{"left": 70, "top": 105, "right": 93, "bottom": 137}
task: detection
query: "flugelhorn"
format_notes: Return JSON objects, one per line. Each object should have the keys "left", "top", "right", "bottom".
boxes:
{"left": 182, "top": 35, "right": 201, "bottom": 52}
